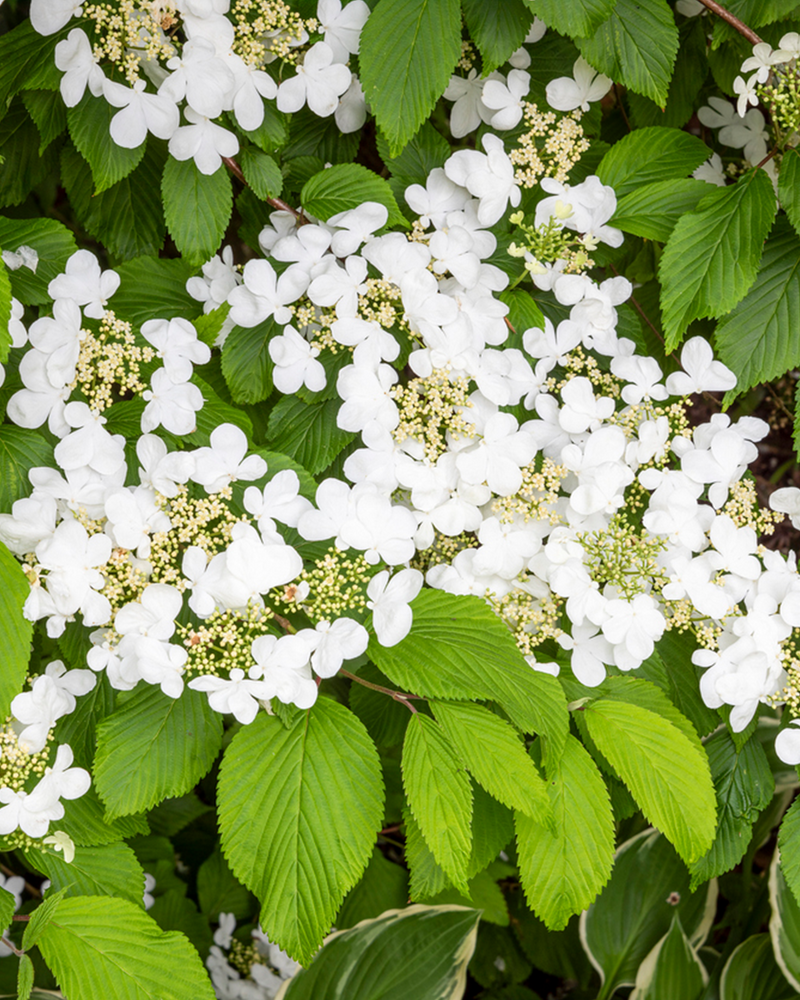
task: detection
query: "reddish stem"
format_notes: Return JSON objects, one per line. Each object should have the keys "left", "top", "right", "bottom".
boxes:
{"left": 696, "top": 0, "right": 763, "bottom": 45}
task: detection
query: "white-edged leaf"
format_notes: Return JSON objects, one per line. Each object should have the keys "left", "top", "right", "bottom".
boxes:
{"left": 770, "top": 850, "right": 800, "bottom": 991}
{"left": 629, "top": 914, "right": 706, "bottom": 1000}
{"left": 720, "top": 933, "right": 798, "bottom": 1000}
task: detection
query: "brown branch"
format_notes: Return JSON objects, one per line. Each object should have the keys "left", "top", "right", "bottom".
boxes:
{"left": 339, "top": 669, "right": 422, "bottom": 713}
{"left": 221, "top": 156, "right": 307, "bottom": 222}
{"left": 0, "top": 864, "right": 40, "bottom": 900}
{"left": 1, "top": 936, "right": 23, "bottom": 957}
{"left": 696, "top": 0, "right": 763, "bottom": 45}
{"left": 12, "top": 915, "right": 30, "bottom": 922}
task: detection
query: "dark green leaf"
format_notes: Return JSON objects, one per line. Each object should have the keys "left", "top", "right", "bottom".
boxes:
{"left": 0, "top": 426, "right": 54, "bottom": 513}
{"left": 0, "top": 100, "right": 59, "bottom": 208}
{"left": 221, "top": 318, "right": 277, "bottom": 404}
{"left": 523, "top": 0, "right": 616, "bottom": 36}
{"left": 720, "top": 933, "right": 798, "bottom": 1000}
{"left": 22, "top": 89, "right": 67, "bottom": 154}
{"left": 112, "top": 257, "right": 202, "bottom": 330}
{"left": 461, "top": 0, "right": 532, "bottom": 73}
{"left": 301, "top": 163, "right": 406, "bottom": 227}
{"left": 197, "top": 850, "right": 253, "bottom": 921}
{"left": 335, "top": 848, "right": 410, "bottom": 929}
{"left": 633, "top": 915, "right": 706, "bottom": 1000}
{"left": 612, "top": 179, "right": 709, "bottom": 242}
{"left": 240, "top": 146, "right": 283, "bottom": 200}
{"left": 67, "top": 91, "right": 146, "bottom": 193}
{"left": 780, "top": 148, "right": 800, "bottom": 239}
{"left": 597, "top": 127, "right": 710, "bottom": 198}
{"left": 266, "top": 395, "right": 354, "bottom": 475}
{"left": 0, "top": 216, "right": 77, "bottom": 307}
{"left": 162, "top": 157, "right": 233, "bottom": 264}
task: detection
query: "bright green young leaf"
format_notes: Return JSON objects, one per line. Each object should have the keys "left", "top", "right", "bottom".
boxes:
{"left": 690, "top": 731, "right": 774, "bottom": 891}
{"left": 403, "top": 713, "right": 473, "bottom": 893}
{"left": 612, "top": 179, "right": 709, "bottom": 242}
{"left": 581, "top": 830, "right": 717, "bottom": 995}
{"left": 23, "top": 888, "right": 68, "bottom": 952}
{"left": 301, "top": 163, "right": 406, "bottom": 227}
{"left": 0, "top": 541, "right": 32, "bottom": 721}
{"left": 0, "top": 260, "right": 10, "bottom": 362}
{"left": 48, "top": 786, "right": 149, "bottom": 847}
{"left": 360, "top": 0, "right": 462, "bottom": 156}
{"left": 240, "top": 146, "right": 283, "bottom": 200}
{"left": 218, "top": 699, "right": 384, "bottom": 964}
{"left": 94, "top": 686, "right": 223, "bottom": 820}
{"left": 336, "top": 848, "right": 410, "bottom": 930}
{"left": 67, "top": 92, "right": 146, "bottom": 193}
{"left": 267, "top": 395, "right": 354, "bottom": 475}
{"left": 770, "top": 852, "right": 800, "bottom": 991}
{"left": 431, "top": 700, "right": 552, "bottom": 823}
{"left": 369, "top": 591, "right": 569, "bottom": 761}
{"left": 24, "top": 842, "right": 145, "bottom": 906}
{"left": 0, "top": 216, "right": 77, "bottom": 306}
{"left": 583, "top": 697, "right": 716, "bottom": 863}
{"left": 659, "top": 168, "right": 777, "bottom": 350}
{"left": 461, "top": 0, "right": 532, "bottom": 74}
{"left": 597, "top": 127, "right": 710, "bottom": 198}
{"left": 405, "top": 807, "right": 451, "bottom": 901}
{"left": 630, "top": 915, "right": 706, "bottom": 1000}
{"left": 720, "top": 933, "right": 798, "bottom": 1000}
{"left": 576, "top": 0, "right": 679, "bottom": 106}
{"left": 197, "top": 850, "right": 254, "bottom": 922}
{"left": 35, "top": 896, "right": 216, "bottom": 1000}
{"left": 780, "top": 148, "right": 800, "bottom": 239}
{"left": 17, "top": 951, "right": 33, "bottom": 1000}
{"left": 22, "top": 89, "right": 67, "bottom": 154}
{"left": 0, "top": 887, "right": 15, "bottom": 936}
{"left": 112, "top": 257, "right": 202, "bottom": 329}
{"left": 523, "top": 0, "right": 615, "bottom": 37}
{"left": 715, "top": 226, "right": 800, "bottom": 402}
{"left": 515, "top": 734, "right": 614, "bottom": 931}
{"left": 162, "top": 157, "right": 233, "bottom": 264}
{"left": 221, "top": 318, "right": 278, "bottom": 404}
{"left": 0, "top": 426, "right": 54, "bottom": 514}
{"left": 277, "top": 904, "right": 480, "bottom": 1000}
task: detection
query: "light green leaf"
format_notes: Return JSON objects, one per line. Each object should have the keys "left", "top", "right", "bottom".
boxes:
{"left": 0, "top": 216, "right": 77, "bottom": 306}
{"left": 0, "top": 426, "right": 54, "bottom": 513}
{"left": 770, "top": 851, "right": 800, "bottom": 991}
{"left": 0, "top": 888, "right": 15, "bottom": 937}
{"left": 715, "top": 226, "right": 800, "bottom": 402}
{"left": 720, "top": 933, "right": 798, "bottom": 1000}
{"left": 240, "top": 146, "right": 283, "bottom": 200}
{"left": 218, "top": 699, "right": 384, "bottom": 964}
{"left": 780, "top": 148, "right": 800, "bottom": 239}
{"left": 594, "top": 676, "right": 703, "bottom": 756}
{"left": 576, "top": 0, "right": 679, "bottom": 106}
{"left": 162, "top": 157, "right": 233, "bottom": 264}
{"left": 630, "top": 915, "right": 706, "bottom": 1000}
{"left": 0, "top": 541, "right": 32, "bottom": 722}
{"left": 405, "top": 807, "right": 451, "bottom": 901}
{"left": 221, "top": 317, "right": 277, "bottom": 404}
{"left": 22, "top": 889, "right": 68, "bottom": 952}
{"left": 499, "top": 288, "right": 545, "bottom": 338}
{"left": 35, "top": 896, "right": 215, "bottom": 1000}
{"left": 267, "top": 395, "right": 354, "bottom": 476}
{"left": 403, "top": 713, "right": 473, "bottom": 893}
{"left": 515, "top": 734, "right": 614, "bottom": 931}
{"left": 659, "top": 168, "right": 777, "bottom": 350}
{"left": 523, "top": 0, "right": 616, "bottom": 36}
{"left": 94, "top": 686, "right": 223, "bottom": 820}
{"left": 360, "top": 0, "right": 462, "bottom": 156}
{"left": 48, "top": 787, "right": 149, "bottom": 847}
{"left": 112, "top": 257, "right": 202, "bottom": 330}
{"left": 461, "top": 0, "right": 532, "bottom": 74}
{"left": 336, "top": 848, "right": 410, "bottom": 930}
{"left": 431, "top": 700, "right": 552, "bottom": 823}
{"left": 276, "top": 904, "right": 480, "bottom": 1000}
{"left": 369, "top": 591, "right": 569, "bottom": 762}
{"left": 22, "top": 89, "right": 67, "bottom": 155}
{"left": 0, "top": 260, "right": 10, "bottom": 363}
{"left": 67, "top": 92, "right": 146, "bottom": 193}
{"left": 301, "top": 163, "right": 406, "bottom": 227}
{"left": 583, "top": 697, "right": 716, "bottom": 863}
{"left": 24, "top": 843, "right": 145, "bottom": 906}
{"left": 597, "top": 127, "right": 710, "bottom": 198}
{"left": 17, "top": 952, "right": 33, "bottom": 1000}
{"left": 612, "top": 179, "right": 709, "bottom": 242}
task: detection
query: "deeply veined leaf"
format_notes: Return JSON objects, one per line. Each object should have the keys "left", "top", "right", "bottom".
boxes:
{"left": 0, "top": 887, "right": 14, "bottom": 936}
{"left": 276, "top": 905, "right": 480, "bottom": 1000}
{"left": 0, "top": 216, "right": 77, "bottom": 306}
{"left": 218, "top": 699, "right": 384, "bottom": 964}
{"left": 240, "top": 146, "right": 283, "bottom": 200}
{"left": 715, "top": 226, "right": 800, "bottom": 402}
{"left": 94, "top": 686, "right": 223, "bottom": 820}
{"left": 301, "top": 163, "right": 406, "bottom": 227}
{"left": 522, "top": 0, "right": 615, "bottom": 36}
{"left": 0, "top": 426, "right": 54, "bottom": 514}
{"left": 629, "top": 915, "right": 706, "bottom": 1000}
{"left": 431, "top": 701, "right": 552, "bottom": 823}
{"left": 583, "top": 698, "right": 716, "bottom": 863}
{"left": 22, "top": 89, "right": 67, "bottom": 155}
{"left": 0, "top": 21, "right": 63, "bottom": 111}
{"left": 369, "top": 591, "right": 569, "bottom": 762}
{"left": 515, "top": 734, "right": 614, "bottom": 931}
{"left": 403, "top": 714, "right": 473, "bottom": 893}
{"left": 627, "top": 18, "right": 709, "bottom": 130}
{"left": 580, "top": 830, "right": 717, "bottom": 994}
{"left": 360, "top": 0, "right": 462, "bottom": 156}
{"left": 0, "top": 260, "right": 9, "bottom": 363}
{"left": 690, "top": 731, "right": 774, "bottom": 890}
{"left": 720, "top": 934, "right": 798, "bottom": 1000}
{"left": 17, "top": 951, "right": 33, "bottom": 1000}
{"left": 0, "top": 541, "right": 32, "bottom": 721}
{"left": 35, "top": 896, "right": 216, "bottom": 1000}
{"left": 112, "top": 257, "right": 202, "bottom": 330}
{"left": 659, "top": 168, "right": 777, "bottom": 350}
{"left": 162, "top": 157, "right": 233, "bottom": 264}
{"left": 595, "top": 676, "right": 703, "bottom": 756}
{"left": 267, "top": 395, "right": 354, "bottom": 475}
{"left": 405, "top": 807, "right": 451, "bottom": 901}
{"left": 576, "top": 0, "right": 679, "bottom": 106}
{"left": 461, "top": 0, "right": 532, "bottom": 74}
{"left": 24, "top": 843, "right": 145, "bottom": 906}
{"left": 221, "top": 317, "right": 278, "bottom": 404}
{"left": 612, "top": 179, "right": 709, "bottom": 242}
{"left": 780, "top": 148, "right": 800, "bottom": 239}
{"left": 597, "top": 128, "right": 710, "bottom": 198}
{"left": 770, "top": 851, "right": 800, "bottom": 991}
{"left": 67, "top": 92, "right": 146, "bottom": 193}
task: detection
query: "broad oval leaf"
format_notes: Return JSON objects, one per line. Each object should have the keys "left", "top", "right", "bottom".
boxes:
{"left": 301, "top": 163, "right": 406, "bottom": 227}
{"left": 720, "top": 933, "right": 798, "bottom": 1000}
{"left": 162, "top": 156, "right": 233, "bottom": 264}
{"left": 598, "top": 128, "right": 710, "bottom": 197}
{"left": 629, "top": 915, "right": 706, "bottom": 1000}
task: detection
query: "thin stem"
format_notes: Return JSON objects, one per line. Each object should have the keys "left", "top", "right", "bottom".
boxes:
{"left": 339, "top": 669, "right": 422, "bottom": 713}
{"left": 696, "top": 0, "right": 763, "bottom": 45}
{"left": 12, "top": 915, "right": 30, "bottom": 922}
{"left": 763, "top": 380, "right": 795, "bottom": 423}
{"left": 272, "top": 612, "right": 296, "bottom": 634}
{"left": 0, "top": 937, "right": 23, "bottom": 958}
{"left": 0, "top": 864, "right": 40, "bottom": 899}
{"left": 221, "top": 156, "right": 307, "bottom": 221}
{"left": 755, "top": 146, "right": 778, "bottom": 171}
{"left": 614, "top": 83, "right": 632, "bottom": 132}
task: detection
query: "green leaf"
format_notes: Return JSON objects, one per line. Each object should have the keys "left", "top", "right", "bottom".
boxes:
{"left": 0, "top": 426, "right": 54, "bottom": 513}
{"left": 690, "top": 731, "right": 774, "bottom": 890}
{"left": 515, "top": 734, "right": 614, "bottom": 931}
{"left": 612, "top": 179, "right": 709, "bottom": 243}
{"left": 17, "top": 952, "right": 33, "bottom": 1000}
{"left": 377, "top": 121, "right": 450, "bottom": 208}
{"left": 23, "top": 888, "right": 68, "bottom": 952}
{"left": 405, "top": 807, "right": 451, "bottom": 901}
{"left": 654, "top": 629, "right": 719, "bottom": 738}
{"left": 523, "top": 0, "right": 616, "bottom": 36}
{"left": 424, "top": 862, "right": 513, "bottom": 927}
{"left": 336, "top": 848, "right": 410, "bottom": 930}
{"left": 147, "top": 794, "right": 211, "bottom": 838}
{"left": 236, "top": 104, "right": 288, "bottom": 152}
{"left": 48, "top": 786, "right": 149, "bottom": 847}
{"left": 431, "top": 701, "right": 551, "bottom": 823}
{"left": 583, "top": 697, "right": 716, "bottom": 863}
{"left": 461, "top": 0, "right": 532, "bottom": 74}
{"left": 35, "top": 897, "right": 216, "bottom": 1000}
{"left": 780, "top": 148, "right": 800, "bottom": 239}
{"left": 94, "top": 685, "right": 223, "bottom": 820}
{"left": 576, "top": 0, "right": 679, "bottom": 106}
{"left": 221, "top": 318, "right": 278, "bottom": 404}
{"left": 594, "top": 676, "right": 703, "bottom": 755}
{"left": 24, "top": 842, "right": 145, "bottom": 906}
{"left": 360, "top": 0, "right": 462, "bottom": 156}
{"left": 21, "top": 89, "right": 67, "bottom": 155}
{"left": 267, "top": 395, "right": 354, "bottom": 476}
{"left": 0, "top": 261, "right": 10, "bottom": 363}
{"left": 0, "top": 216, "right": 77, "bottom": 307}
{"left": 282, "top": 906, "right": 479, "bottom": 1000}
{"left": 368, "top": 591, "right": 569, "bottom": 763}
{"left": 218, "top": 699, "right": 384, "bottom": 964}
{"left": 112, "top": 257, "right": 202, "bottom": 330}
{"left": 597, "top": 127, "right": 710, "bottom": 198}
{"left": 468, "top": 784, "right": 515, "bottom": 879}
{"left": 0, "top": 542, "right": 32, "bottom": 721}
{"left": 0, "top": 100, "right": 60, "bottom": 209}
{"left": 349, "top": 663, "right": 412, "bottom": 748}
{"left": 581, "top": 829, "right": 717, "bottom": 995}
{"left": 779, "top": 796, "right": 800, "bottom": 910}
{"left": 162, "top": 157, "right": 233, "bottom": 264}
{"left": 0, "top": 22, "right": 63, "bottom": 112}
{"left": 499, "top": 288, "right": 545, "bottom": 339}
{"left": 403, "top": 713, "right": 473, "bottom": 893}
{"left": 149, "top": 891, "right": 212, "bottom": 958}
{"left": 0, "top": 887, "right": 15, "bottom": 935}
{"left": 197, "top": 850, "right": 253, "bottom": 921}
{"left": 715, "top": 226, "right": 800, "bottom": 402}
{"left": 631, "top": 914, "right": 706, "bottom": 1000}
{"left": 301, "top": 163, "right": 406, "bottom": 227}
{"left": 659, "top": 168, "right": 777, "bottom": 350}
{"left": 769, "top": 852, "right": 800, "bottom": 992}
{"left": 627, "top": 18, "right": 709, "bottom": 130}
{"left": 240, "top": 146, "right": 283, "bottom": 200}
{"left": 720, "top": 933, "right": 798, "bottom": 1000}
{"left": 67, "top": 91, "right": 146, "bottom": 193}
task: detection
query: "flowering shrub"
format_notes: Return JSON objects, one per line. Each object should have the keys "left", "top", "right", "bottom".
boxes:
{"left": 6, "top": 0, "right": 800, "bottom": 997}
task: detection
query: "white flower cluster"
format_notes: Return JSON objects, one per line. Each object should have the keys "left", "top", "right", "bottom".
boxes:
{"left": 31, "top": 0, "right": 370, "bottom": 174}
{"left": 732, "top": 34, "right": 800, "bottom": 117}
{"left": 208, "top": 913, "right": 299, "bottom": 1000}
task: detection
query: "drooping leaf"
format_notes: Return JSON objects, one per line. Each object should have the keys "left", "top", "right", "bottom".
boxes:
{"left": 630, "top": 914, "right": 706, "bottom": 1000}
{"left": 218, "top": 699, "right": 384, "bottom": 964}
{"left": 515, "top": 734, "right": 614, "bottom": 931}
{"left": 67, "top": 91, "right": 146, "bottom": 193}
{"left": 659, "top": 168, "right": 777, "bottom": 350}
{"left": 612, "top": 179, "right": 709, "bottom": 243}
{"left": 24, "top": 843, "right": 145, "bottom": 906}
{"left": 162, "top": 157, "right": 233, "bottom": 264}
{"left": 597, "top": 127, "right": 710, "bottom": 198}
{"left": 405, "top": 807, "right": 451, "bottom": 901}
{"left": 0, "top": 541, "right": 32, "bottom": 721}
{"left": 301, "top": 163, "right": 406, "bottom": 227}
{"left": 720, "top": 933, "right": 798, "bottom": 1000}
{"left": 461, "top": 0, "right": 533, "bottom": 73}
{"left": 266, "top": 395, "right": 354, "bottom": 475}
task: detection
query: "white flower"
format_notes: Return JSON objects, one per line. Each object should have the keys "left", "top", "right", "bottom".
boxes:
{"left": 141, "top": 317, "right": 211, "bottom": 381}
{"left": 168, "top": 108, "right": 239, "bottom": 175}
{"left": 776, "top": 720, "right": 800, "bottom": 765}
{"left": 665, "top": 336, "right": 737, "bottom": 395}
{"left": 250, "top": 634, "right": 318, "bottom": 709}
{"left": 228, "top": 259, "right": 308, "bottom": 328}
{"left": 48, "top": 249, "right": 120, "bottom": 319}
{"left": 693, "top": 153, "right": 726, "bottom": 187}
{"left": 276, "top": 41, "right": 351, "bottom": 117}
{"left": 482, "top": 70, "right": 530, "bottom": 130}
{"left": 54, "top": 28, "right": 105, "bottom": 107}
{"left": 335, "top": 75, "right": 367, "bottom": 133}
{"left": 42, "top": 830, "right": 76, "bottom": 864}
{"left": 770, "top": 487, "right": 800, "bottom": 529}
{"left": 29, "top": 0, "right": 83, "bottom": 35}
{"left": 189, "top": 668, "right": 274, "bottom": 723}
{"left": 103, "top": 79, "right": 180, "bottom": 148}
{"left": 741, "top": 42, "right": 781, "bottom": 84}
{"left": 443, "top": 69, "right": 497, "bottom": 139}
{"left": 269, "top": 326, "right": 326, "bottom": 394}
{"left": 444, "top": 134, "right": 521, "bottom": 227}
{"left": 159, "top": 37, "right": 234, "bottom": 119}
{"left": 191, "top": 423, "right": 267, "bottom": 493}
{"left": 367, "top": 569, "right": 423, "bottom": 647}
{"left": 141, "top": 369, "right": 204, "bottom": 435}
{"left": 306, "top": 618, "right": 369, "bottom": 678}
{"left": 546, "top": 57, "right": 611, "bottom": 112}
{"left": 318, "top": 0, "right": 370, "bottom": 63}
{"left": 328, "top": 202, "right": 388, "bottom": 257}
{"left": 733, "top": 73, "right": 760, "bottom": 117}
